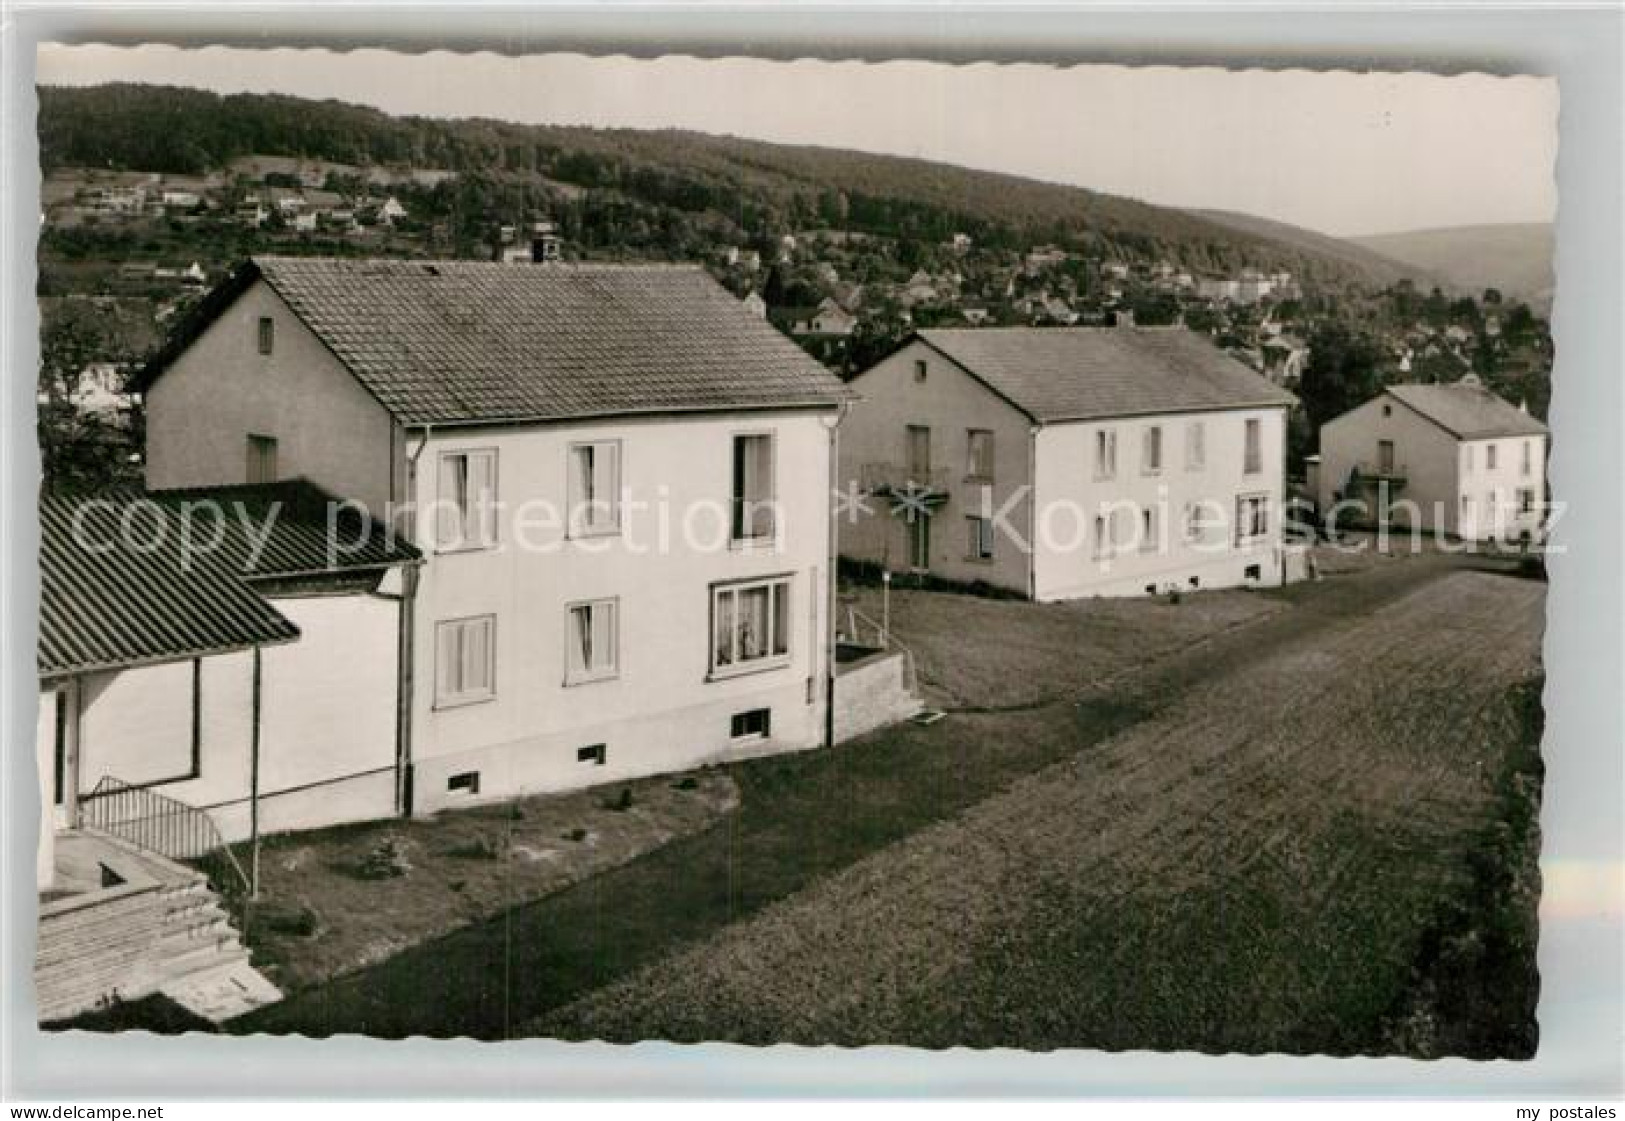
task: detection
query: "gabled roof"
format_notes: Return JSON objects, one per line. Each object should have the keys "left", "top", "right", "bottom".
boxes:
{"left": 144, "top": 257, "right": 849, "bottom": 426}
{"left": 1384, "top": 382, "right": 1549, "bottom": 440}
{"left": 148, "top": 479, "right": 422, "bottom": 580}
{"left": 39, "top": 494, "right": 300, "bottom": 679}
{"left": 912, "top": 327, "right": 1296, "bottom": 424}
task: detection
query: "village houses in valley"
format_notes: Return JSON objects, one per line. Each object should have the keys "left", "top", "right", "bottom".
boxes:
{"left": 138, "top": 255, "right": 855, "bottom": 814}
{"left": 1313, "top": 374, "right": 1549, "bottom": 541}
{"left": 837, "top": 326, "right": 1298, "bottom": 599}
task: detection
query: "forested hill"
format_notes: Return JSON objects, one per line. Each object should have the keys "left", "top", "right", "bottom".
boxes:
{"left": 41, "top": 82, "right": 1394, "bottom": 290}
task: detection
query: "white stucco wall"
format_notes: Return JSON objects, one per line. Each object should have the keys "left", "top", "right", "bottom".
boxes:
{"left": 836, "top": 340, "right": 1035, "bottom": 595}
{"left": 36, "top": 688, "right": 58, "bottom": 889}
{"left": 406, "top": 408, "right": 837, "bottom": 813}
{"left": 63, "top": 590, "right": 400, "bottom": 845}
{"left": 145, "top": 280, "right": 399, "bottom": 514}
{"left": 1456, "top": 434, "right": 1548, "bottom": 541}
{"left": 1033, "top": 407, "right": 1289, "bottom": 600}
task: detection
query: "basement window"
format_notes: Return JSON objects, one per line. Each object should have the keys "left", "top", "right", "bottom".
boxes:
{"left": 447, "top": 771, "right": 481, "bottom": 795}
{"left": 577, "top": 744, "right": 607, "bottom": 766}
{"left": 1244, "top": 564, "right": 1262, "bottom": 582}
{"left": 731, "top": 708, "right": 771, "bottom": 741}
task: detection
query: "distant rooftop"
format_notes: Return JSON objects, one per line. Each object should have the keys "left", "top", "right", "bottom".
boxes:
{"left": 145, "top": 257, "right": 850, "bottom": 427}
{"left": 913, "top": 326, "right": 1296, "bottom": 423}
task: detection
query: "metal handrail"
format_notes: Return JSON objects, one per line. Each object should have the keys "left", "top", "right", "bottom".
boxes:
{"left": 78, "top": 776, "right": 250, "bottom": 899}
{"left": 840, "top": 604, "right": 921, "bottom": 697}
{"left": 859, "top": 462, "right": 953, "bottom": 495}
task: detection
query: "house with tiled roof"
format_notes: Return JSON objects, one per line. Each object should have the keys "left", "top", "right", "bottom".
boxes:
{"left": 1315, "top": 374, "right": 1549, "bottom": 540}
{"left": 142, "top": 257, "right": 854, "bottom": 812}
{"left": 837, "top": 325, "right": 1297, "bottom": 599}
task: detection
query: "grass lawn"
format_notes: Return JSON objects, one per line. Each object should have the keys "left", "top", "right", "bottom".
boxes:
{"left": 842, "top": 579, "right": 1286, "bottom": 710}
{"left": 539, "top": 570, "right": 1545, "bottom": 1055}
{"left": 238, "top": 769, "right": 737, "bottom": 992}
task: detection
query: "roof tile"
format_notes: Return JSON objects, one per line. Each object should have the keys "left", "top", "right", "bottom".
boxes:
{"left": 915, "top": 327, "right": 1296, "bottom": 423}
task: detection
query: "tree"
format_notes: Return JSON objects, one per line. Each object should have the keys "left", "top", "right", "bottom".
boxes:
{"left": 38, "top": 303, "right": 145, "bottom": 496}
{"left": 1298, "top": 321, "right": 1386, "bottom": 438}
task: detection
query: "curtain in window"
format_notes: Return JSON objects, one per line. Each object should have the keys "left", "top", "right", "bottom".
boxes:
{"left": 714, "top": 592, "right": 736, "bottom": 667}
{"left": 733, "top": 435, "right": 775, "bottom": 539}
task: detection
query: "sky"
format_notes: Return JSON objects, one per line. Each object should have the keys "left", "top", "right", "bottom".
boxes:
{"left": 35, "top": 44, "right": 1558, "bottom": 238}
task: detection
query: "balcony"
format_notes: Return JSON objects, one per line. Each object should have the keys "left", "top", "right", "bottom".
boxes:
{"left": 859, "top": 462, "right": 952, "bottom": 504}
{"left": 1351, "top": 460, "right": 1409, "bottom": 485}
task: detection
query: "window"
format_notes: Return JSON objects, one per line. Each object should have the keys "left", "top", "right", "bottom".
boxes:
{"left": 447, "top": 771, "right": 481, "bottom": 794}
{"left": 246, "top": 434, "right": 278, "bottom": 485}
{"left": 1243, "top": 418, "right": 1263, "bottom": 475}
{"left": 1094, "top": 429, "right": 1118, "bottom": 479}
{"left": 1464, "top": 445, "right": 1475, "bottom": 473}
{"left": 435, "top": 449, "right": 498, "bottom": 550}
{"left": 1140, "top": 507, "right": 1159, "bottom": 552}
{"left": 906, "top": 425, "right": 932, "bottom": 478}
{"left": 711, "top": 576, "right": 791, "bottom": 676}
{"left": 913, "top": 358, "right": 928, "bottom": 383}
{"left": 1142, "top": 426, "right": 1163, "bottom": 475}
{"left": 1517, "top": 488, "right": 1537, "bottom": 514}
{"left": 435, "top": 615, "right": 495, "bottom": 708}
{"left": 1382, "top": 403, "right": 1392, "bottom": 417}
{"left": 565, "top": 599, "right": 618, "bottom": 685}
{"left": 577, "top": 744, "right": 607, "bottom": 766}
{"left": 966, "top": 515, "right": 994, "bottom": 561}
{"left": 568, "top": 441, "right": 621, "bottom": 537}
{"left": 1521, "top": 440, "right": 1533, "bottom": 477}
{"left": 966, "top": 429, "right": 995, "bottom": 481}
{"left": 1236, "top": 495, "right": 1269, "bottom": 544}
{"left": 1486, "top": 443, "right": 1498, "bottom": 470}
{"left": 1185, "top": 421, "right": 1206, "bottom": 472}
{"left": 731, "top": 433, "right": 776, "bottom": 542}
{"left": 1378, "top": 439, "right": 1396, "bottom": 473}
{"left": 1092, "top": 512, "right": 1115, "bottom": 559}
{"left": 256, "top": 316, "right": 274, "bottom": 355}
{"left": 731, "top": 708, "right": 772, "bottom": 740}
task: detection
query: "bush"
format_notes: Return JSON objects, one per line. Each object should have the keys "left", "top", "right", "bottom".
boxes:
{"left": 355, "top": 836, "right": 412, "bottom": 880}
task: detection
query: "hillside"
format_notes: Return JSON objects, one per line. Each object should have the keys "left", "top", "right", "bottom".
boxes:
{"left": 1189, "top": 209, "right": 1429, "bottom": 291}
{"left": 39, "top": 83, "right": 1397, "bottom": 292}
{"left": 1351, "top": 223, "right": 1553, "bottom": 310}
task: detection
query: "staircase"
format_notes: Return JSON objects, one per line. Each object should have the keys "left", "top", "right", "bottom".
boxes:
{"left": 36, "top": 830, "right": 279, "bottom": 1025}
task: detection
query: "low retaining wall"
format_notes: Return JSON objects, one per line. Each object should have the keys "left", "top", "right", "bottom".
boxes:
{"left": 834, "top": 650, "right": 922, "bottom": 744}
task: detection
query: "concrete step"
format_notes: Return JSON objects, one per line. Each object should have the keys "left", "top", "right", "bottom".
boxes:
{"left": 161, "top": 960, "right": 281, "bottom": 1024}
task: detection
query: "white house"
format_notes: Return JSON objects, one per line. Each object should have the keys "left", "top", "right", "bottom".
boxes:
{"left": 142, "top": 257, "right": 851, "bottom": 814}
{"left": 1315, "top": 375, "right": 1549, "bottom": 541}
{"left": 837, "top": 326, "right": 1297, "bottom": 600}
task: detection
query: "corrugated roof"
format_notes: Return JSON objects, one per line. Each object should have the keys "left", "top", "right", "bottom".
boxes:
{"left": 914, "top": 327, "right": 1296, "bottom": 423}
{"left": 1386, "top": 382, "right": 1549, "bottom": 440}
{"left": 39, "top": 495, "right": 300, "bottom": 679}
{"left": 219, "top": 257, "right": 849, "bottom": 426}
{"left": 148, "top": 479, "right": 421, "bottom": 579}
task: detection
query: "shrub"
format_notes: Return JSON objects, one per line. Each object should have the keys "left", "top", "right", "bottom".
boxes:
{"left": 355, "top": 836, "right": 412, "bottom": 880}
